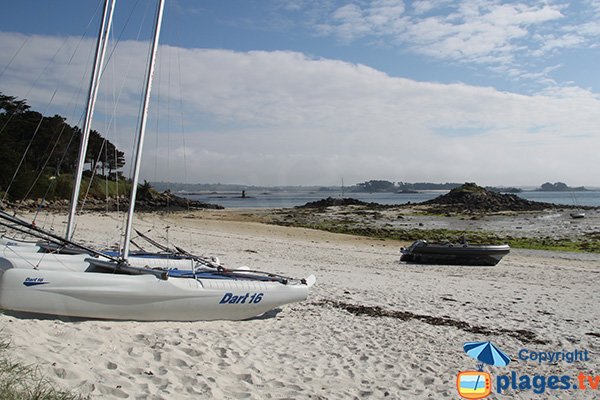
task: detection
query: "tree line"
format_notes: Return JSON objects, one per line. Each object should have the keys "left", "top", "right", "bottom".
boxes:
{"left": 351, "top": 180, "right": 586, "bottom": 193}
{"left": 0, "top": 92, "right": 126, "bottom": 201}
{"left": 352, "top": 180, "right": 462, "bottom": 192}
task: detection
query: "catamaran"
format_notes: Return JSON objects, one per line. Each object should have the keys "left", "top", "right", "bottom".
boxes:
{"left": 0, "top": 0, "right": 315, "bottom": 321}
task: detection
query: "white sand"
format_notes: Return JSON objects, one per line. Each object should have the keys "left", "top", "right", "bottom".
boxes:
{"left": 1, "top": 210, "right": 599, "bottom": 399}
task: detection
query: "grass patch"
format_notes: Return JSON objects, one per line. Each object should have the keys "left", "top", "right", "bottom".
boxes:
{"left": 0, "top": 338, "right": 82, "bottom": 400}
{"left": 506, "top": 237, "right": 600, "bottom": 253}
{"left": 272, "top": 219, "right": 600, "bottom": 253}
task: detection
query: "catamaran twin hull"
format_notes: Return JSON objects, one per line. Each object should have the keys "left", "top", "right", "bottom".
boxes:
{"left": 0, "top": 235, "right": 316, "bottom": 321}
{"left": 0, "top": 267, "right": 315, "bottom": 321}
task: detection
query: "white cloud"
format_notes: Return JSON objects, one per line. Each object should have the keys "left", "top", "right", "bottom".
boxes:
{"left": 533, "top": 33, "right": 586, "bottom": 56}
{"left": 2, "top": 32, "right": 600, "bottom": 186}
{"left": 587, "top": 0, "right": 600, "bottom": 14}
{"left": 325, "top": 1, "right": 407, "bottom": 42}
{"left": 311, "top": 1, "right": 600, "bottom": 89}
{"left": 412, "top": 0, "right": 449, "bottom": 15}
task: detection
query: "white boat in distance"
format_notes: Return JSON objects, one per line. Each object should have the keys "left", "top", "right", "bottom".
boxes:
{"left": 0, "top": 0, "right": 315, "bottom": 321}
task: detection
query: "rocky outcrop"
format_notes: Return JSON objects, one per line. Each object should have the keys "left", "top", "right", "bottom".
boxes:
{"left": 421, "top": 182, "right": 557, "bottom": 213}
{"left": 297, "top": 197, "right": 388, "bottom": 209}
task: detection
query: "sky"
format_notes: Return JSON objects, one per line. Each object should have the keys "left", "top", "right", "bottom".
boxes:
{"left": 1, "top": 0, "right": 600, "bottom": 187}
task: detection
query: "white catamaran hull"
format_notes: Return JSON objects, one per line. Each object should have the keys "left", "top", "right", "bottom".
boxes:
{"left": 0, "top": 250, "right": 91, "bottom": 271}
{"left": 0, "top": 238, "right": 315, "bottom": 321}
{"left": 0, "top": 268, "right": 315, "bottom": 321}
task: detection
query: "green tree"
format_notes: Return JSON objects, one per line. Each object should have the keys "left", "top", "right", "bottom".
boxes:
{"left": 0, "top": 93, "right": 30, "bottom": 114}
{"left": 0, "top": 93, "right": 127, "bottom": 200}
{"left": 355, "top": 180, "right": 396, "bottom": 192}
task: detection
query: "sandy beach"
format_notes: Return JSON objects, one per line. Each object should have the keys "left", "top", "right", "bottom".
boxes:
{"left": 1, "top": 209, "right": 599, "bottom": 399}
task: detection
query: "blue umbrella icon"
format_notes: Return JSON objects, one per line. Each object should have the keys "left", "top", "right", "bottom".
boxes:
{"left": 464, "top": 341, "right": 511, "bottom": 370}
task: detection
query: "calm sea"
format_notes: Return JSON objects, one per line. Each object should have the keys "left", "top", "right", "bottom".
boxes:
{"left": 180, "top": 190, "right": 600, "bottom": 209}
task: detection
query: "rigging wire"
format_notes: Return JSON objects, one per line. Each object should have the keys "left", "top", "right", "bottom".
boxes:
{"left": 79, "top": 139, "right": 107, "bottom": 211}
{"left": 66, "top": 0, "right": 117, "bottom": 241}
{"left": 0, "top": 1, "right": 100, "bottom": 83}
{"left": 15, "top": 11, "right": 111, "bottom": 220}
{"left": 118, "top": 0, "right": 155, "bottom": 249}
{"left": 0, "top": 36, "right": 30, "bottom": 82}
{"left": 173, "top": 6, "right": 193, "bottom": 250}
{"left": 150, "top": 33, "right": 164, "bottom": 233}
{"left": 3, "top": 0, "right": 143, "bottom": 221}
{"left": 143, "top": 3, "right": 190, "bottom": 248}
{"left": 67, "top": 0, "right": 150, "bottom": 239}
{"left": 166, "top": 43, "right": 172, "bottom": 212}
{"left": 2, "top": 88, "right": 59, "bottom": 202}
{"left": 0, "top": 1, "right": 103, "bottom": 139}
{"left": 5, "top": 0, "right": 155, "bottom": 247}
{"left": 21, "top": 122, "right": 70, "bottom": 201}
{"left": 110, "top": 14, "right": 120, "bottom": 235}
{"left": 121, "top": 0, "right": 166, "bottom": 260}
{"left": 2, "top": 0, "right": 179, "bottom": 256}
{"left": 1, "top": 1, "right": 105, "bottom": 208}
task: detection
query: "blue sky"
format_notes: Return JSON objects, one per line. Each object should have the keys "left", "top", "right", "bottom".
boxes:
{"left": 1, "top": 0, "right": 600, "bottom": 186}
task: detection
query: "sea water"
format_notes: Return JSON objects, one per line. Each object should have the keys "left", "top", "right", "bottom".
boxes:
{"left": 180, "top": 190, "right": 600, "bottom": 209}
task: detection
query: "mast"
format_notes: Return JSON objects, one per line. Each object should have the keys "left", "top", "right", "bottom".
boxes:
{"left": 66, "top": 0, "right": 116, "bottom": 240}
{"left": 122, "top": 0, "right": 165, "bottom": 261}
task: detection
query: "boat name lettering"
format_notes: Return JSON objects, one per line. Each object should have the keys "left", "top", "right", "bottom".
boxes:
{"left": 23, "top": 277, "right": 48, "bottom": 287}
{"left": 219, "top": 292, "right": 263, "bottom": 304}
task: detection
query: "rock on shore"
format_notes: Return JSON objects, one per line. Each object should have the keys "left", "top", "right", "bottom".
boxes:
{"left": 297, "top": 197, "right": 386, "bottom": 209}
{"left": 421, "top": 182, "right": 559, "bottom": 213}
